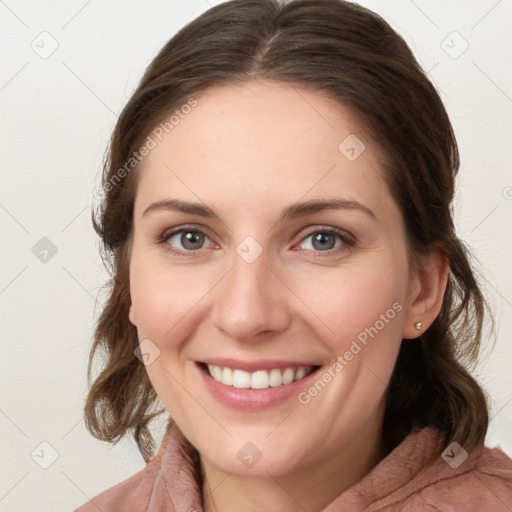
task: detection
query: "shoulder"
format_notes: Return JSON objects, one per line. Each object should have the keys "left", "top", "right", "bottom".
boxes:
{"left": 416, "top": 445, "right": 512, "bottom": 511}
{"left": 371, "top": 443, "right": 512, "bottom": 511}
{"left": 73, "top": 422, "right": 201, "bottom": 512}
{"left": 73, "top": 447, "right": 163, "bottom": 512}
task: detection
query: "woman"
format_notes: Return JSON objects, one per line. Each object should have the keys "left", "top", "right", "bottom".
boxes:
{"left": 75, "top": 0, "right": 512, "bottom": 510}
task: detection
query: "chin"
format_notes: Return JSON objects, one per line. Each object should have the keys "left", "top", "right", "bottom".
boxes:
{"left": 196, "top": 433, "right": 309, "bottom": 478}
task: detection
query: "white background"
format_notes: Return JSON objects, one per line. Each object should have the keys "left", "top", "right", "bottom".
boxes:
{"left": 0, "top": 1, "right": 511, "bottom": 510}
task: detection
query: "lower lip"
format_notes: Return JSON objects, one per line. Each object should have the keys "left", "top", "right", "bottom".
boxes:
{"left": 196, "top": 362, "right": 321, "bottom": 411}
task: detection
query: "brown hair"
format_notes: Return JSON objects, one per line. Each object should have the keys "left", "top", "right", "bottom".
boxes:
{"left": 86, "top": 0, "right": 493, "bottom": 465}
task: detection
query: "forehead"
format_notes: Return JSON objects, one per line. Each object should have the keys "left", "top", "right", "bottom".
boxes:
{"left": 134, "top": 80, "right": 393, "bottom": 221}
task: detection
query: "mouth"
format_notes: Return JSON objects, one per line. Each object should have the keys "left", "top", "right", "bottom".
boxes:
{"left": 197, "top": 362, "right": 322, "bottom": 390}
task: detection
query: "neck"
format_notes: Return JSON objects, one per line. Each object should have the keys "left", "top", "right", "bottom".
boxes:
{"left": 200, "top": 409, "right": 385, "bottom": 512}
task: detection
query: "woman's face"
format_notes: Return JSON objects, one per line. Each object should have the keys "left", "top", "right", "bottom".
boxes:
{"left": 128, "top": 80, "right": 424, "bottom": 478}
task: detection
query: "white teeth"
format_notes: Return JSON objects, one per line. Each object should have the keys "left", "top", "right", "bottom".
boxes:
{"left": 294, "top": 367, "right": 306, "bottom": 381}
{"left": 282, "top": 368, "right": 295, "bottom": 385}
{"left": 221, "top": 367, "right": 233, "bottom": 386}
{"left": 211, "top": 365, "right": 222, "bottom": 381}
{"left": 232, "top": 369, "right": 251, "bottom": 389}
{"left": 206, "top": 364, "right": 314, "bottom": 389}
{"left": 251, "top": 370, "right": 269, "bottom": 389}
{"left": 269, "top": 368, "right": 282, "bottom": 387}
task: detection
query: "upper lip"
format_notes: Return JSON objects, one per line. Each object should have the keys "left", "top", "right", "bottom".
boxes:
{"left": 198, "top": 358, "right": 321, "bottom": 372}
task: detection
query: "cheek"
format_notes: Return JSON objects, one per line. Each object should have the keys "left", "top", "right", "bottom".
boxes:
{"left": 290, "top": 257, "right": 407, "bottom": 353}
{"left": 129, "top": 253, "right": 213, "bottom": 342}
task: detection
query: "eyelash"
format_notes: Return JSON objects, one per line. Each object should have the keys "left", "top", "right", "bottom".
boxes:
{"left": 157, "top": 225, "right": 356, "bottom": 257}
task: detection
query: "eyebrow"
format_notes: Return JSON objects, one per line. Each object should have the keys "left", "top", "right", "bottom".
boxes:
{"left": 142, "top": 198, "right": 376, "bottom": 221}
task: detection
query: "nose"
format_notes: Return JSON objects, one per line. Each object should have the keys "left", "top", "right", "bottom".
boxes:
{"left": 210, "top": 249, "right": 292, "bottom": 343}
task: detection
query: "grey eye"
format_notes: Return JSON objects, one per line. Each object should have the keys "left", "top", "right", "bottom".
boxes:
{"left": 168, "top": 230, "right": 208, "bottom": 251}
{"left": 300, "top": 232, "right": 344, "bottom": 252}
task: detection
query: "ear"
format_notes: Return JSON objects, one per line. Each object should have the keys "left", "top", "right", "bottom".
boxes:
{"left": 402, "top": 247, "right": 449, "bottom": 339}
{"left": 129, "top": 302, "right": 137, "bottom": 326}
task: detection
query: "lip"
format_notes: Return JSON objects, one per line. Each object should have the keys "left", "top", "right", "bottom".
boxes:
{"left": 195, "top": 361, "right": 322, "bottom": 411}
{"left": 199, "top": 357, "right": 320, "bottom": 372}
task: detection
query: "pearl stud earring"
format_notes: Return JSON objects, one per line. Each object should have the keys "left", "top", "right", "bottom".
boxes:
{"left": 415, "top": 322, "right": 422, "bottom": 331}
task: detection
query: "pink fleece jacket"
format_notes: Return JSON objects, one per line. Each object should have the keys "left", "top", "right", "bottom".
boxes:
{"left": 74, "top": 423, "right": 512, "bottom": 511}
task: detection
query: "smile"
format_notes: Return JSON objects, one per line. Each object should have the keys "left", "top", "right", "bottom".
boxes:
{"left": 196, "top": 360, "right": 323, "bottom": 411}
{"left": 206, "top": 364, "right": 317, "bottom": 389}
